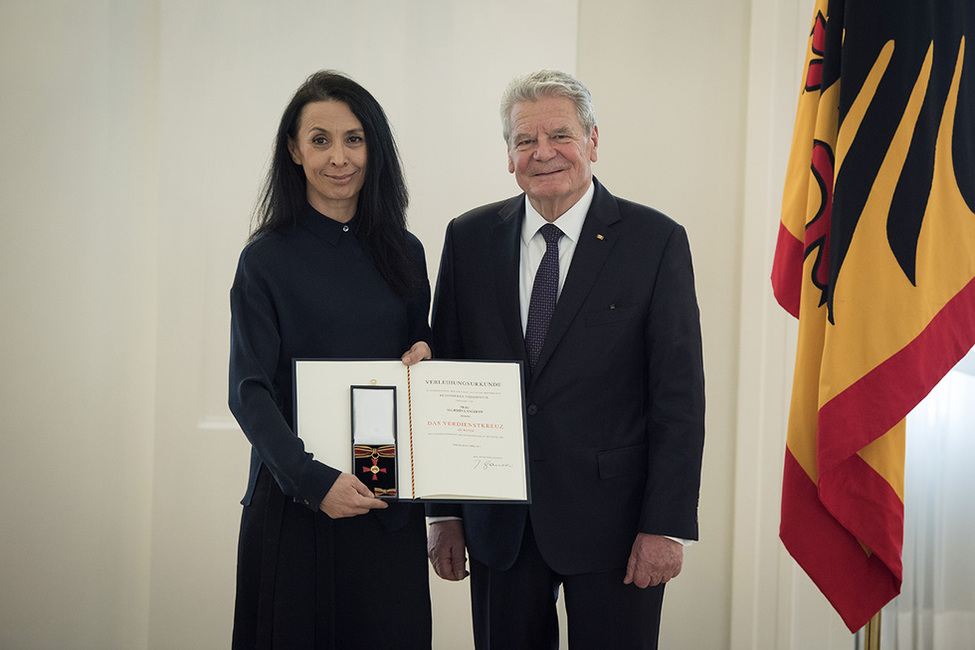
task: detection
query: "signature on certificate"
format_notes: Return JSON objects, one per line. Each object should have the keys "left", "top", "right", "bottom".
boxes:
{"left": 473, "top": 458, "right": 514, "bottom": 471}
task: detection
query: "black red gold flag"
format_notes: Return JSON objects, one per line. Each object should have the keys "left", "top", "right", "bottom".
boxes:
{"left": 772, "top": 0, "right": 975, "bottom": 632}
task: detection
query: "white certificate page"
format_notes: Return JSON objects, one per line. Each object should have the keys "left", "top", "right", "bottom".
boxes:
{"left": 409, "top": 361, "right": 528, "bottom": 501}
{"left": 293, "top": 359, "right": 529, "bottom": 502}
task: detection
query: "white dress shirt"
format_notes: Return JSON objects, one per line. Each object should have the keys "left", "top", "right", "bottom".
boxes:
{"left": 518, "top": 182, "right": 594, "bottom": 332}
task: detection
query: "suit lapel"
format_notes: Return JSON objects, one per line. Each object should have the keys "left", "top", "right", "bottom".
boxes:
{"left": 533, "top": 179, "right": 620, "bottom": 376}
{"left": 491, "top": 196, "right": 527, "bottom": 362}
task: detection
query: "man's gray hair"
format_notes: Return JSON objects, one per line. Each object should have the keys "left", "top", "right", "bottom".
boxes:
{"left": 500, "top": 70, "right": 597, "bottom": 144}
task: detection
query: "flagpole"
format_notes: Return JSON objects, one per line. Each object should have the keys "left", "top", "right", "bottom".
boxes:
{"left": 863, "top": 611, "right": 881, "bottom": 650}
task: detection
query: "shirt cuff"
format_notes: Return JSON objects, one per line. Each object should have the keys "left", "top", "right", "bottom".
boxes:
{"left": 427, "top": 516, "right": 462, "bottom": 524}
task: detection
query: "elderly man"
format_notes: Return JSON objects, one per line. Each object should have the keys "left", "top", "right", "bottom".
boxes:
{"left": 427, "top": 70, "right": 705, "bottom": 649}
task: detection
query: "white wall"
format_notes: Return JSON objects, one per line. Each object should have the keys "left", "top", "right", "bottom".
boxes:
{"left": 576, "top": 1, "right": 747, "bottom": 646}
{"left": 0, "top": 0, "right": 859, "bottom": 648}
{"left": 0, "top": 1, "right": 158, "bottom": 648}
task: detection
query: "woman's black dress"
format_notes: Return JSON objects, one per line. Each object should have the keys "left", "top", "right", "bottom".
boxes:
{"left": 229, "top": 205, "right": 433, "bottom": 649}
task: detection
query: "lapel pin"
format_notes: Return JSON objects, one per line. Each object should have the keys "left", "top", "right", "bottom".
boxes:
{"left": 596, "top": 234, "right": 605, "bottom": 240}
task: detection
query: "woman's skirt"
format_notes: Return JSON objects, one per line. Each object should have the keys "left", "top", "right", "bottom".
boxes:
{"left": 232, "top": 464, "right": 432, "bottom": 649}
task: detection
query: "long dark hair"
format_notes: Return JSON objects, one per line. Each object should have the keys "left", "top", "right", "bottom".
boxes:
{"left": 252, "top": 70, "right": 420, "bottom": 298}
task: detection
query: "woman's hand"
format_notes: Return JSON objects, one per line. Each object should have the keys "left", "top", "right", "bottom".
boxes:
{"left": 318, "top": 473, "right": 388, "bottom": 519}
{"left": 401, "top": 340, "right": 432, "bottom": 366}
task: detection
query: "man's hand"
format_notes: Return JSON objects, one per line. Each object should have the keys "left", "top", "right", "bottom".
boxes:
{"left": 427, "top": 519, "right": 469, "bottom": 581}
{"left": 318, "top": 473, "right": 388, "bottom": 519}
{"left": 623, "top": 533, "right": 683, "bottom": 588}
{"left": 401, "top": 341, "right": 432, "bottom": 366}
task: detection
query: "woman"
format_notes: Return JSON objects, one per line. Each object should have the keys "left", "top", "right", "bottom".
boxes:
{"left": 229, "top": 70, "right": 432, "bottom": 649}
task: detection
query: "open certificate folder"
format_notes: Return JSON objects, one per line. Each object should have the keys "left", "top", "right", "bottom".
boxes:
{"left": 293, "top": 359, "right": 530, "bottom": 503}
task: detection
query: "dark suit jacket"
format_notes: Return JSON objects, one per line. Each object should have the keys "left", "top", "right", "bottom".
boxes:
{"left": 430, "top": 179, "right": 705, "bottom": 575}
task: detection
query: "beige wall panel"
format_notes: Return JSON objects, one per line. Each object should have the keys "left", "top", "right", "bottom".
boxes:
{"left": 0, "top": 1, "right": 159, "bottom": 648}
{"left": 577, "top": 0, "right": 747, "bottom": 646}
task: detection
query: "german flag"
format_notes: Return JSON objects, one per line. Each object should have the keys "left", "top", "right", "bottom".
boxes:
{"left": 772, "top": 0, "right": 975, "bottom": 632}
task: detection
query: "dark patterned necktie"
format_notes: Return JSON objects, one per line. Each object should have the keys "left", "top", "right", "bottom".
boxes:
{"left": 525, "top": 223, "right": 564, "bottom": 370}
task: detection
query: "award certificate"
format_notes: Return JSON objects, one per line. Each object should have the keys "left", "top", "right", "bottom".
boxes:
{"left": 294, "top": 359, "right": 529, "bottom": 502}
